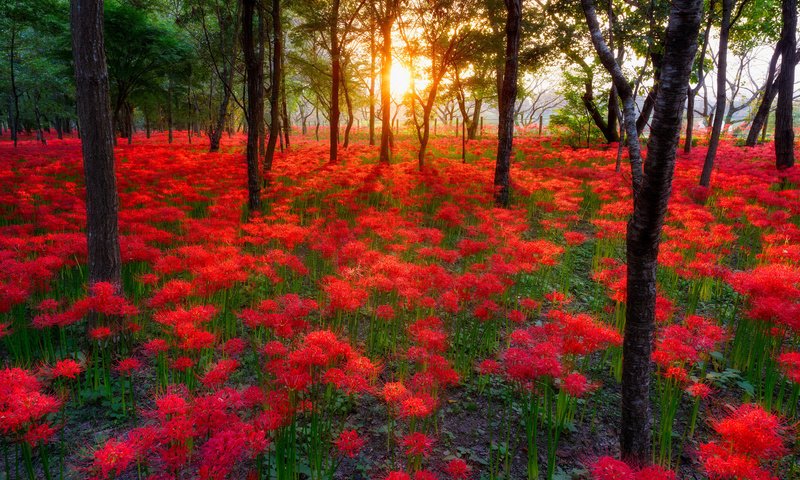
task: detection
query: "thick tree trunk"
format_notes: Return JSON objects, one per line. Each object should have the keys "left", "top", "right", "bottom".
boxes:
{"left": 622, "top": 0, "right": 702, "bottom": 465}
{"left": 265, "top": 0, "right": 282, "bottom": 171}
{"left": 700, "top": 0, "right": 731, "bottom": 187}
{"left": 242, "top": 0, "right": 263, "bottom": 212}
{"left": 329, "top": 0, "right": 341, "bottom": 164}
{"left": 774, "top": 0, "right": 796, "bottom": 170}
{"left": 70, "top": 0, "right": 122, "bottom": 291}
{"left": 493, "top": 0, "right": 521, "bottom": 207}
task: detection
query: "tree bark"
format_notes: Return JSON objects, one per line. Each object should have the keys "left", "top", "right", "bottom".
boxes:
{"left": 582, "top": 0, "right": 643, "bottom": 195}
{"left": 369, "top": 26, "right": 377, "bottom": 146}
{"left": 685, "top": 6, "right": 714, "bottom": 153}
{"left": 774, "top": 0, "right": 796, "bottom": 170}
{"left": 329, "top": 0, "right": 341, "bottom": 164}
{"left": 745, "top": 46, "right": 782, "bottom": 146}
{"left": 378, "top": 7, "right": 395, "bottom": 163}
{"left": 493, "top": 0, "right": 521, "bottom": 207}
{"left": 265, "top": 0, "right": 282, "bottom": 171}
{"left": 242, "top": 0, "right": 263, "bottom": 212}
{"left": 622, "top": 0, "right": 702, "bottom": 465}
{"left": 70, "top": 0, "right": 122, "bottom": 291}
{"left": 700, "top": 0, "right": 732, "bottom": 187}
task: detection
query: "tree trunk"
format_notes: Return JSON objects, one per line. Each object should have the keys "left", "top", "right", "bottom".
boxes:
{"left": 369, "top": 26, "right": 376, "bottom": 146}
{"left": 379, "top": 11, "right": 394, "bottom": 163}
{"left": 265, "top": 0, "right": 282, "bottom": 172}
{"left": 700, "top": 0, "right": 731, "bottom": 187}
{"left": 329, "top": 0, "right": 341, "bottom": 164}
{"left": 582, "top": 0, "right": 643, "bottom": 194}
{"left": 343, "top": 73, "right": 354, "bottom": 148}
{"left": 745, "top": 46, "right": 782, "bottom": 146}
{"left": 242, "top": 0, "right": 263, "bottom": 212}
{"left": 622, "top": 0, "right": 702, "bottom": 465}
{"left": 70, "top": 0, "right": 122, "bottom": 292}
{"left": 167, "top": 80, "right": 174, "bottom": 144}
{"left": 280, "top": 34, "right": 290, "bottom": 149}
{"left": 493, "top": 0, "right": 521, "bottom": 207}
{"left": 774, "top": 0, "right": 796, "bottom": 170}
{"left": 684, "top": 86, "right": 695, "bottom": 153}
{"left": 9, "top": 27, "right": 19, "bottom": 148}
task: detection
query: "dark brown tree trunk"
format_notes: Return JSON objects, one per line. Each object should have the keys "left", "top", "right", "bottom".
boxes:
{"left": 70, "top": 0, "right": 122, "bottom": 291}
{"left": 343, "top": 73, "right": 354, "bottom": 149}
{"left": 242, "top": 0, "right": 263, "bottom": 212}
{"left": 622, "top": 0, "right": 702, "bottom": 465}
{"left": 582, "top": 81, "right": 618, "bottom": 142}
{"left": 745, "top": 46, "right": 782, "bottom": 146}
{"left": 265, "top": 0, "right": 282, "bottom": 171}
{"left": 774, "top": 0, "right": 796, "bottom": 169}
{"left": 280, "top": 36, "right": 290, "bottom": 149}
{"left": 685, "top": 8, "right": 713, "bottom": 154}
{"left": 369, "top": 26, "right": 377, "bottom": 146}
{"left": 493, "top": 0, "right": 521, "bottom": 207}
{"left": 329, "top": 0, "right": 341, "bottom": 164}
{"left": 635, "top": 86, "right": 657, "bottom": 133}
{"left": 700, "top": 0, "right": 732, "bottom": 187}
{"left": 167, "top": 80, "right": 174, "bottom": 144}
{"left": 9, "top": 27, "right": 19, "bottom": 148}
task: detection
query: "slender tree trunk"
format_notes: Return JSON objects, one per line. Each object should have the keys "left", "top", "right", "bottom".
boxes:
{"left": 493, "top": 0, "right": 521, "bottom": 207}
{"left": 379, "top": 11, "right": 394, "bottom": 163}
{"left": 745, "top": 46, "right": 782, "bottom": 146}
{"left": 70, "top": 0, "right": 122, "bottom": 292}
{"left": 685, "top": 8, "right": 713, "bottom": 154}
{"left": 242, "top": 0, "right": 263, "bottom": 212}
{"left": 280, "top": 34, "right": 290, "bottom": 149}
{"left": 265, "top": 0, "right": 282, "bottom": 171}
{"left": 684, "top": 86, "right": 695, "bottom": 153}
{"left": 622, "top": 0, "right": 702, "bottom": 464}
{"left": 343, "top": 73, "right": 354, "bottom": 148}
{"left": 9, "top": 27, "right": 19, "bottom": 148}
{"left": 369, "top": 26, "right": 376, "bottom": 146}
{"left": 700, "top": 0, "right": 732, "bottom": 187}
{"left": 774, "top": 0, "right": 796, "bottom": 170}
{"left": 329, "top": 0, "right": 341, "bottom": 163}
{"left": 167, "top": 80, "right": 174, "bottom": 144}
{"left": 582, "top": 0, "right": 643, "bottom": 194}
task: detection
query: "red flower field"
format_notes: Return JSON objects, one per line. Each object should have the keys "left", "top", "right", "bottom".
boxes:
{"left": 1, "top": 131, "right": 799, "bottom": 479}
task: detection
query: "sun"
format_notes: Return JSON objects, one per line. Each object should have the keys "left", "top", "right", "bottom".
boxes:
{"left": 390, "top": 61, "right": 412, "bottom": 99}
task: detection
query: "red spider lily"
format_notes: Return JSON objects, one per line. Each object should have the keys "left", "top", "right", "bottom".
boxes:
{"left": 589, "top": 456, "right": 676, "bottom": 480}
{"left": 699, "top": 404, "right": 785, "bottom": 480}
{"left": 778, "top": 351, "right": 800, "bottom": 383}
{"left": 90, "top": 439, "right": 135, "bottom": 479}
{"left": 385, "top": 472, "right": 412, "bottom": 480}
{"left": 200, "top": 359, "right": 239, "bottom": 389}
{"left": 115, "top": 357, "right": 142, "bottom": 374}
{"left": 444, "top": 458, "right": 471, "bottom": 479}
{"left": 0, "top": 368, "right": 61, "bottom": 446}
{"left": 402, "top": 432, "right": 434, "bottom": 457}
{"left": 50, "top": 359, "right": 83, "bottom": 379}
{"left": 334, "top": 429, "right": 365, "bottom": 458}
